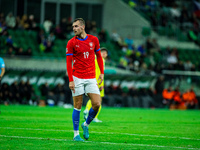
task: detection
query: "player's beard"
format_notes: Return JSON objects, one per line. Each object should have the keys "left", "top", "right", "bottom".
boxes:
{"left": 75, "top": 30, "right": 84, "bottom": 38}
{"left": 74, "top": 30, "right": 81, "bottom": 37}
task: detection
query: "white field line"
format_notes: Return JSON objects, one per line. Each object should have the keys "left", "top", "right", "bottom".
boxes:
{"left": 0, "top": 127, "right": 199, "bottom": 141}
{"left": 0, "top": 134, "right": 199, "bottom": 150}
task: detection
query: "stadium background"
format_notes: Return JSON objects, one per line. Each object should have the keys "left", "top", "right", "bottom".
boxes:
{"left": 0, "top": 0, "right": 200, "bottom": 109}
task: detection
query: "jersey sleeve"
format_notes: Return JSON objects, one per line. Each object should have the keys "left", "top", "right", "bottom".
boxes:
{"left": 66, "top": 39, "right": 74, "bottom": 56}
{"left": 94, "top": 37, "right": 104, "bottom": 74}
{"left": 94, "top": 36, "right": 100, "bottom": 53}
{"left": 66, "top": 39, "right": 74, "bottom": 82}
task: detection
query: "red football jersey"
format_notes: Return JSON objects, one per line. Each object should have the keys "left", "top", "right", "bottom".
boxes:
{"left": 66, "top": 34, "right": 100, "bottom": 79}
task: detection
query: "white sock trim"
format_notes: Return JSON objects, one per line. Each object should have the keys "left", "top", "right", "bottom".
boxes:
{"left": 74, "top": 130, "right": 79, "bottom": 138}
{"left": 74, "top": 108, "right": 81, "bottom": 111}
{"left": 84, "top": 122, "right": 89, "bottom": 127}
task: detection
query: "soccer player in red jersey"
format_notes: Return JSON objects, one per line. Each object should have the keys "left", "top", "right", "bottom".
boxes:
{"left": 66, "top": 18, "right": 104, "bottom": 141}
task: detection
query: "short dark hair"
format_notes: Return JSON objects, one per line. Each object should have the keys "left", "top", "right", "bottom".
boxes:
{"left": 73, "top": 18, "right": 85, "bottom": 26}
{"left": 100, "top": 47, "right": 108, "bottom": 53}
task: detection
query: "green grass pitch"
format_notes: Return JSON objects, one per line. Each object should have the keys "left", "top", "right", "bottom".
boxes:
{"left": 0, "top": 105, "right": 200, "bottom": 150}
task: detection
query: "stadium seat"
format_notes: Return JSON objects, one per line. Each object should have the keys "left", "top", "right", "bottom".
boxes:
{"left": 142, "top": 27, "right": 151, "bottom": 37}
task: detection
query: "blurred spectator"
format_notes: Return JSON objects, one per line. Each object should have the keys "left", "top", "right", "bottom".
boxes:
{"left": 162, "top": 86, "right": 174, "bottom": 107}
{"left": 191, "top": 64, "right": 196, "bottom": 71}
{"left": 0, "top": 83, "right": 10, "bottom": 102}
{"left": 182, "top": 87, "right": 198, "bottom": 109}
{"left": 53, "top": 83, "right": 65, "bottom": 105}
{"left": 37, "top": 29, "right": 45, "bottom": 44}
{"left": 15, "top": 16, "right": 23, "bottom": 29}
{"left": 40, "top": 82, "right": 50, "bottom": 99}
{"left": 98, "top": 29, "right": 107, "bottom": 43}
{"left": 118, "top": 55, "right": 130, "bottom": 69}
{"left": 10, "top": 81, "right": 21, "bottom": 103}
{"left": 150, "top": 12, "right": 159, "bottom": 27}
{"left": 180, "top": 6, "right": 192, "bottom": 29}
{"left": 145, "top": 37, "right": 154, "bottom": 54}
{"left": 184, "top": 60, "right": 193, "bottom": 71}
{"left": 89, "top": 27, "right": 98, "bottom": 37}
{"left": 137, "top": 44, "right": 146, "bottom": 56}
{"left": 66, "top": 17, "right": 72, "bottom": 34}
{"left": 170, "top": 4, "right": 181, "bottom": 19}
{"left": 45, "top": 41, "right": 52, "bottom": 53}
{"left": 7, "top": 47, "right": 15, "bottom": 57}
{"left": 128, "top": 0, "right": 137, "bottom": 8}
{"left": 124, "top": 35, "right": 134, "bottom": 50}
{"left": 54, "top": 25, "right": 66, "bottom": 39}
{"left": 111, "top": 30, "right": 121, "bottom": 44}
{"left": 127, "top": 87, "right": 140, "bottom": 107}
{"left": 151, "top": 38, "right": 160, "bottom": 52}
{"left": 0, "top": 21, "right": 7, "bottom": 34}
{"left": 18, "top": 80, "right": 26, "bottom": 101}
{"left": 0, "top": 12, "right": 5, "bottom": 23}
{"left": 146, "top": 0, "right": 157, "bottom": 10}
{"left": 6, "top": 35, "right": 14, "bottom": 47}
{"left": 28, "top": 14, "right": 38, "bottom": 31}
{"left": 91, "top": 21, "right": 97, "bottom": 30}
{"left": 16, "top": 47, "right": 24, "bottom": 56}
{"left": 160, "top": 13, "right": 168, "bottom": 27}
{"left": 5, "top": 12, "right": 16, "bottom": 28}
{"left": 85, "top": 20, "right": 92, "bottom": 33}
{"left": 60, "top": 17, "right": 67, "bottom": 33}
{"left": 20, "top": 14, "right": 29, "bottom": 30}
{"left": 24, "top": 80, "right": 33, "bottom": 103}
{"left": 154, "top": 75, "right": 165, "bottom": 108}
{"left": 139, "top": 88, "right": 155, "bottom": 108}
{"left": 174, "top": 60, "right": 184, "bottom": 70}
{"left": 43, "top": 18, "right": 53, "bottom": 33}
{"left": 24, "top": 47, "right": 32, "bottom": 57}
{"left": 172, "top": 86, "right": 183, "bottom": 108}
{"left": 167, "top": 51, "right": 178, "bottom": 66}
{"left": 47, "top": 32, "right": 56, "bottom": 44}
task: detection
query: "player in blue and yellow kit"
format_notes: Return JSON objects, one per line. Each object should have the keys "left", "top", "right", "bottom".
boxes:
{"left": 0, "top": 57, "right": 5, "bottom": 87}
{"left": 83, "top": 47, "right": 108, "bottom": 122}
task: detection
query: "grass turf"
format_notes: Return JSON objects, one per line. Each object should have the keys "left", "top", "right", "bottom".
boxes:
{"left": 0, "top": 105, "right": 199, "bottom": 150}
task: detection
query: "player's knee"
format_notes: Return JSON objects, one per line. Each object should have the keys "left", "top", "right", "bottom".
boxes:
{"left": 92, "top": 102, "right": 100, "bottom": 111}
{"left": 74, "top": 101, "right": 82, "bottom": 109}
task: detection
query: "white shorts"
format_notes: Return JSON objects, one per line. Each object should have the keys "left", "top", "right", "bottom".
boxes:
{"left": 72, "top": 76, "right": 100, "bottom": 97}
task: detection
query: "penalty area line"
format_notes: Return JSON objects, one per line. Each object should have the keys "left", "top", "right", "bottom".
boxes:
{"left": 0, "top": 134, "right": 199, "bottom": 150}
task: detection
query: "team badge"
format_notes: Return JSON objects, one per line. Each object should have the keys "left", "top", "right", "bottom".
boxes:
{"left": 66, "top": 48, "right": 68, "bottom": 53}
{"left": 89, "top": 42, "right": 93, "bottom": 47}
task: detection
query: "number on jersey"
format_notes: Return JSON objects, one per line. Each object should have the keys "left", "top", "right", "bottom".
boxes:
{"left": 83, "top": 52, "right": 89, "bottom": 58}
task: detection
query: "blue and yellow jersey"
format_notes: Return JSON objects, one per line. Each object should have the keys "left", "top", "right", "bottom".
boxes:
{"left": 0, "top": 57, "right": 5, "bottom": 74}
{"left": 95, "top": 57, "right": 105, "bottom": 97}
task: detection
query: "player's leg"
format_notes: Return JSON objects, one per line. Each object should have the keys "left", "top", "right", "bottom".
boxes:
{"left": 72, "top": 95, "right": 84, "bottom": 141}
{"left": 83, "top": 99, "right": 92, "bottom": 120}
{"left": 82, "top": 93, "right": 101, "bottom": 140}
{"left": 81, "top": 78, "right": 100, "bottom": 140}
{"left": 71, "top": 76, "right": 84, "bottom": 141}
{"left": 87, "top": 93, "right": 101, "bottom": 122}
{"left": 95, "top": 104, "right": 101, "bottom": 119}
{"left": 86, "top": 99, "right": 92, "bottom": 111}
{"left": 93, "top": 90, "right": 104, "bottom": 122}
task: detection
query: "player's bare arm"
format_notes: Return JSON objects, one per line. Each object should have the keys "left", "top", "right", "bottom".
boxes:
{"left": 98, "top": 74, "right": 104, "bottom": 85}
{"left": 69, "top": 81, "right": 75, "bottom": 92}
{"left": 99, "top": 86, "right": 104, "bottom": 91}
